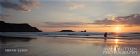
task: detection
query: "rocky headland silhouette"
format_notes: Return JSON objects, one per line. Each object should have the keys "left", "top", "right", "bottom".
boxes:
{"left": 0, "top": 21, "right": 42, "bottom": 32}
{"left": 59, "top": 30, "right": 75, "bottom": 32}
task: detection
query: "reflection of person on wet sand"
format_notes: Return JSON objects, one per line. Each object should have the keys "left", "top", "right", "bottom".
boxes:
{"left": 104, "top": 32, "right": 107, "bottom": 42}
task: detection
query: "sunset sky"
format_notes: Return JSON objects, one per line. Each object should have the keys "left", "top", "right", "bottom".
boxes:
{"left": 0, "top": 0, "right": 140, "bottom": 32}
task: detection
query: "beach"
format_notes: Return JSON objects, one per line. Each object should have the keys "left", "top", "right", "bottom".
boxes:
{"left": 1, "top": 0, "right": 140, "bottom": 56}
{"left": 0, "top": 33, "right": 140, "bottom": 56}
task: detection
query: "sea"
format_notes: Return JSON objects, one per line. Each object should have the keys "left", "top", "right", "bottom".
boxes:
{"left": 0, "top": 32, "right": 140, "bottom": 56}
{"left": 0, "top": 32, "right": 140, "bottom": 38}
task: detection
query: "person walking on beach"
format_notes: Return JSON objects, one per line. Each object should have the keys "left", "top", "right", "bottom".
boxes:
{"left": 104, "top": 32, "right": 108, "bottom": 41}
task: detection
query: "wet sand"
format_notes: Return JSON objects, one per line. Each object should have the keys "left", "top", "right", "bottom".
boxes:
{"left": 1, "top": 37, "right": 140, "bottom": 56}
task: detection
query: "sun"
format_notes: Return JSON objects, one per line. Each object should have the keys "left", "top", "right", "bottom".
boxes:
{"left": 115, "top": 39, "right": 119, "bottom": 44}
{"left": 113, "top": 25, "right": 124, "bottom": 33}
{"left": 115, "top": 26, "right": 121, "bottom": 33}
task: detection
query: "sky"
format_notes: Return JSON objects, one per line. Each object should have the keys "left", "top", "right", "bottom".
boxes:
{"left": 0, "top": 0, "right": 140, "bottom": 32}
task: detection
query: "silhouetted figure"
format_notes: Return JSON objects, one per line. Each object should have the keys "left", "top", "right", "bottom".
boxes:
{"left": 84, "top": 30, "right": 86, "bottom": 32}
{"left": 104, "top": 32, "right": 108, "bottom": 42}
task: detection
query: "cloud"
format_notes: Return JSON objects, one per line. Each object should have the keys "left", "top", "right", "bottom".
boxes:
{"left": 68, "top": 3, "right": 85, "bottom": 10}
{"left": 94, "top": 14, "right": 140, "bottom": 26}
{"left": 120, "top": 0, "right": 139, "bottom": 3}
{"left": 0, "top": 0, "right": 39, "bottom": 11}
{"left": 41, "top": 0, "right": 140, "bottom": 2}
{"left": 43, "top": 22, "right": 112, "bottom": 28}
{"left": 0, "top": 14, "right": 9, "bottom": 19}
{"left": 0, "top": 0, "right": 39, "bottom": 19}
{"left": 44, "top": 14, "right": 140, "bottom": 28}
{"left": 44, "top": 22, "right": 83, "bottom": 28}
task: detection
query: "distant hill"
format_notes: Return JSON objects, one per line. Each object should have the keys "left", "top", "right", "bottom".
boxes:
{"left": 0, "top": 21, "right": 42, "bottom": 32}
{"left": 59, "top": 30, "right": 74, "bottom": 32}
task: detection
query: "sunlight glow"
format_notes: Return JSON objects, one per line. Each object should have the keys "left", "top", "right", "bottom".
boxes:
{"left": 113, "top": 25, "right": 124, "bottom": 33}
{"left": 115, "top": 39, "right": 119, "bottom": 44}
{"left": 111, "top": 16, "right": 116, "bottom": 20}
{"left": 113, "top": 39, "right": 119, "bottom": 53}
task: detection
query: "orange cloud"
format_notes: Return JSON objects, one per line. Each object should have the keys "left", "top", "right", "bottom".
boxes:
{"left": 94, "top": 14, "right": 140, "bottom": 26}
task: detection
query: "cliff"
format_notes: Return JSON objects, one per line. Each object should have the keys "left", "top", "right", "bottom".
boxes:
{"left": 0, "top": 21, "right": 42, "bottom": 32}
